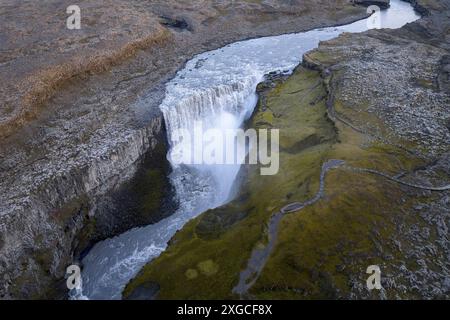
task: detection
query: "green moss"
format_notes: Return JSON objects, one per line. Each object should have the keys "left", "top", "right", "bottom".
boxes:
{"left": 185, "top": 269, "right": 198, "bottom": 280}
{"left": 197, "top": 260, "right": 220, "bottom": 276}
{"left": 251, "top": 169, "right": 402, "bottom": 299}
{"left": 129, "top": 138, "right": 171, "bottom": 220}
{"left": 135, "top": 168, "right": 165, "bottom": 216}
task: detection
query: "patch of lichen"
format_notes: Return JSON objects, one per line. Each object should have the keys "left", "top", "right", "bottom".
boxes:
{"left": 124, "top": 64, "right": 435, "bottom": 299}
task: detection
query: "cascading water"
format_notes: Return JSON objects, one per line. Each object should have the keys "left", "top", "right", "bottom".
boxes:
{"left": 73, "top": 0, "right": 420, "bottom": 299}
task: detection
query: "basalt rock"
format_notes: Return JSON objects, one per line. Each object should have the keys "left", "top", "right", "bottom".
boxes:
{"left": 353, "top": 0, "right": 390, "bottom": 9}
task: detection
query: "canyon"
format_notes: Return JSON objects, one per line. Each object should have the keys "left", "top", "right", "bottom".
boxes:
{"left": 1, "top": 0, "right": 449, "bottom": 300}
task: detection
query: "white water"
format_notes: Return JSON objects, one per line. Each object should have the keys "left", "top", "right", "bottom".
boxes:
{"left": 73, "top": 0, "right": 420, "bottom": 299}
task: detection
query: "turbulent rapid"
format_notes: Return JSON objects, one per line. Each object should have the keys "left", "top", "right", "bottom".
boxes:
{"left": 73, "top": 0, "right": 420, "bottom": 299}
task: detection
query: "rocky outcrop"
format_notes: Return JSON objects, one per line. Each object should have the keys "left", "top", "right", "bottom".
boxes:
{"left": 353, "top": 0, "right": 390, "bottom": 9}
{"left": 0, "top": 116, "right": 165, "bottom": 298}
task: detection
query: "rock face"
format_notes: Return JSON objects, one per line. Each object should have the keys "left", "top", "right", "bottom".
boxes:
{"left": 0, "top": 0, "right": 371, "bottom": 300}
{"left": 125, "top": 0, "right": 450, "bottom": 299}
{"left": 353, "top": 0, "right": 390, "bottom": 9}
{"left": 0, "top": 117, "right": 165, "bottom": 298}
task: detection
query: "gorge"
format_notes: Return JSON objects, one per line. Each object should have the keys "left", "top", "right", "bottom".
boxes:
{"left": 1, "top": 0, "right": 449, "bottom": 300}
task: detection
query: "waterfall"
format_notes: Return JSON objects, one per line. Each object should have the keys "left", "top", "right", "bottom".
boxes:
{"left": 161, "top": 72, "right": 263, "bottom": 210}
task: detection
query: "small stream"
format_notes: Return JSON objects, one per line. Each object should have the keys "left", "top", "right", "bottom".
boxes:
{"left": 73, "top": 0, "right": 420, "bottom": 299}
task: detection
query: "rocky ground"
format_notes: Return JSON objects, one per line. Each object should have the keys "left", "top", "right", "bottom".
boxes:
{"left": 0, "top": 0, "right": 372, "bottom": 299}
{"left": 124, "top": 0, "right": 450, "bottom": 299}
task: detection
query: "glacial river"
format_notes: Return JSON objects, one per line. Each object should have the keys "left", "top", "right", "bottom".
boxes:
{"left": 74, "top": 0, "right": 420, "bottom": 299}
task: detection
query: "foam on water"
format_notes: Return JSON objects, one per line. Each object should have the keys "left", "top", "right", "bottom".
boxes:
{"left": 73, "top": 0, "right": 420, "bottom": 299}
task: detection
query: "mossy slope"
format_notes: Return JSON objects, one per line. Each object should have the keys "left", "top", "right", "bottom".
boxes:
{"left": 124, "top": 64, "right": 448, "bottom": 299}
